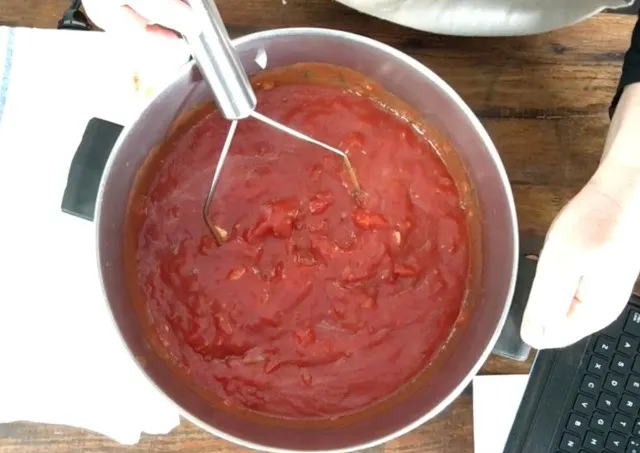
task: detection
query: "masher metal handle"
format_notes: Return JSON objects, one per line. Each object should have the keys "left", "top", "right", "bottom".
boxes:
{"left": 187, "top": 0, "right": 362, "bottom": 245}
{"left": 187, "top": 0, "right": 257, "bottom": 120}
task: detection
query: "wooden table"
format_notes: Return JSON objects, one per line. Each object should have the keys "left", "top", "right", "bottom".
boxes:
{"left": 0, "top": 1, "right": 637, "bottom": 451}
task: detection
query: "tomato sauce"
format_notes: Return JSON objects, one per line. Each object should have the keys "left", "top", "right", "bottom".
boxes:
{"left": 127, "top": 65, "right": 472, "bottom": 419}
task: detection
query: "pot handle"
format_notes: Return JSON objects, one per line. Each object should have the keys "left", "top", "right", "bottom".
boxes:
{"left": 61, "top": 118, "right": 124, "bottom": 221}
{"left": 490, "top": 234, "right": 544, "bottom": 361}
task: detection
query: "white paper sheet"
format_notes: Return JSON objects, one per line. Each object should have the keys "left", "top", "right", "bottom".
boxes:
{"left": 473, "top": 374, "right": 530, "bottom": 453}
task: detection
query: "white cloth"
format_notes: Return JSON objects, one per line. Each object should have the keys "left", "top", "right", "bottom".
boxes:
{"left": 0, "top": 27, "right": 191, "bottom": 444}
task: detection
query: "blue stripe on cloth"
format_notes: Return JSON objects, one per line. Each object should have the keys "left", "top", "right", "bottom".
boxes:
{"left": 0, "top": 28, "right": 16, "bottom": 129}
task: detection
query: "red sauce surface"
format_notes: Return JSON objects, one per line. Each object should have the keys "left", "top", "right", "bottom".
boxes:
{"left": 131, "top": 80, "right": 470, "bottom": 419}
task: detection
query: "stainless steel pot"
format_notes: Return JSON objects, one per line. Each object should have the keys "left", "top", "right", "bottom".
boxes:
{"left": 93, "top": 28, "right": 518, "bottom": 453}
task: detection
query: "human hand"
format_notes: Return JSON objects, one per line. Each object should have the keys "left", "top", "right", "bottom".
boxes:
{"left": 82, "top": 0, "right": 194, "bottom": 40}
{"left": 521, "top": 83, "right": 640, "bottom": 349}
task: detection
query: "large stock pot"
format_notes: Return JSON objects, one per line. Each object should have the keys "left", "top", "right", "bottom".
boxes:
{"left": 93, "top": 28, "right": 518, "bottom": 452}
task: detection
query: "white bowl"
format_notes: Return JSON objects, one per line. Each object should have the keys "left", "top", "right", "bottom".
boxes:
{"left": 335, "top": 0, "right": 633, "bottom": 36}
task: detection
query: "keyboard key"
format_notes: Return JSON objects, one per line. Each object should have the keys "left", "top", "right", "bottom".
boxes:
{"left": 559, "top": 432, "right": 580, "bottom": 451}
{"left": 595, "top": 336, "right": 616, "bottom": 358}
{"left": 582, "top": 374, "right": 602, "bottom": 396}
{"left": 634, "top": 418, "right": 640, "bottom": 437}
{"left": 567, "top": 413, "right": 588, "bottom": 437}
{"left": 628, "top": 375, "right": 640, "bottom": 395}
{"left": 575, "top": 394, "right": 596, "bottom": 415}
{"left": 624, "top": 311, "right": 640, "bottom": 337}
{"left": 613, "top": 412, "right": 634, "bottom": 434}
{"left": 614, "top": 354, "right": 633, "bottom": 374}
{"left": 618, "top": 334, "right": 638, "bottom": 355}
{"left": 606, "top": 431, "right": 626, "bottom": 452}
{"left": 584, "top": 430, "right": 604, "bottom": 450}
{"left": 588, "top": 355, "right": 608, "bottom": 376}
{"left": 590, "top": 411, "right": 612, "bottom": 432}
{"left": 634, "top": 357, "right": 640, "bottom": 375}
{"left": 605, "top": 372, "right": 626, "bottom": 394}
{"left": 621, "top": 394, "right": 640, "bottom": 415}
{"left": 598, "top": 393, "right": 619, "bottom": 413}
{"left": 629, "top": 437, "right": 640, "bottom": 453}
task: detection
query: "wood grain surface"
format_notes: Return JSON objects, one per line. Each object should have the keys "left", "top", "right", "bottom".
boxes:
{"left": 0, "top": 0, "right": 638, "bottom": 452}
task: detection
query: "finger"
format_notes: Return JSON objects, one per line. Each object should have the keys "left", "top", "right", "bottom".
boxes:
{"left": 83, "top": 1, "right": 181, "bottom": 41}
{"left": 567, "top": 243, "right": 638, "bottom": 335}
{"left": 531, "top": 294, "right": 618, "bottom": 350}
{"left": 523, "top": 296, "right": 587, "bottom": 349}
{"left": 110, "top": 7, "right": 182, "bottom": 43}
{"left": 526, "top": 241, "right": 638, "bottom": 349}
{"left": 520, "top": 235, "right": 583, "bottom": 349}
{"left": 82, "top": 0, "right": 137, "bottom": 32}
{"left": 126, "top": 0, "right": 195, "bottom": 36}
{"left": 541, "top": 281, "right": 632, "bottom": 349}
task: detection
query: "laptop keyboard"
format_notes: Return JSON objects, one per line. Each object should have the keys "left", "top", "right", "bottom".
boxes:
{"left": 558, "top": 309, "right": 640, "bottom": 452}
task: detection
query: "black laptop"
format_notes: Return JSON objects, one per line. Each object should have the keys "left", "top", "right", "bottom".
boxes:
{"left": 503, "top": 295, "right": 640, "bottom": 453}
